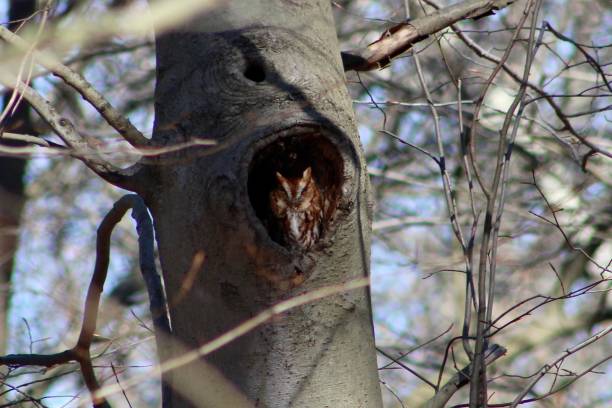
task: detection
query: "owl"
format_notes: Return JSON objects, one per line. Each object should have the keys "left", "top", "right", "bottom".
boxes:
{"left": 269, "top": 167, "right": 324, "bottom": 250}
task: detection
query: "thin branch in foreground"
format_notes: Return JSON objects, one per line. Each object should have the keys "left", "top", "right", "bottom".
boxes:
{"left": 93, "top": 278, "right": 371, "bottom": 403}
{"left": 3, "top": 193, "right": 371, "bottom": 405}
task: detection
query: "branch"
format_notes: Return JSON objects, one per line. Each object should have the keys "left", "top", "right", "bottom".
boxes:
{"left": 0, "top": 26, "right": 149, "bottom": 148}
{"left": 466, "top": 0, "right": 538, "bottom": 403}
{"left": 0, "top": 350, "right": 75, "bottom": 368}
{"left": 489, "top": 278, "right": 608, "bottom": 337}
{"left": 0, "top": 195, "right": 169, "bottom": 408}
{"left": 0, "top": 131, "right": 52, "bottom": 147}
{"left": 0, "top": 73, "right": 143, "bottom": 190}
{"left": 543, "top": 22, "right": 612, "bottom": 94}
{"left": 450, "top": 353, "right": 610, "bottom": 407}
{"left": 341, "top": 0, "right": 516, "bottom": 71}
{"left": 421, "top": 0, "right": 612, "bottom": 158}
{"left": 423, "top": 344, "right": 506, "bottom": 408}
{"left": 129, "top": 196, "right": 171, "bottom": 335}
{"left": 527, "top": 170, "right": 611, "bottom": 275}
{"left": 509, "top": 326, "right": 611, "bottom": 408}
{"left": 0, "top": 74, "right": 90, "bottom": 153}
{"left": 377, "top": 347, "right": 437, "bottom": 389}
{"left": 94, "top": 278, "right": 370, "bottom": 403}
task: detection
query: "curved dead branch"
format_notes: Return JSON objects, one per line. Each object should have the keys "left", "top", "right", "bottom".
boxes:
{"left": 0, "top": 194, "right": 169, "bottom": 408}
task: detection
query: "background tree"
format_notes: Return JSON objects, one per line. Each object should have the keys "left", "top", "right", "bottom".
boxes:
{"left": 0, "top": 0, "right": 610, "bottom": 407}
{"left": 0, "top": 0, "right": 36, "bottom": 358}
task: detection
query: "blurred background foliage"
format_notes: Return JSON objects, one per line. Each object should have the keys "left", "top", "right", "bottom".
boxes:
{"left": 1, "top": 0, "right": 610, "bottom": 406}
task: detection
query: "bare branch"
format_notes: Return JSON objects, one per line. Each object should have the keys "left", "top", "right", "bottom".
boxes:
{"left": 422, "top": 0, "right": 612, "bottom": 158}
{"left": 94, "top": 278, "right": 370, "bottom": 402}
{"left": 0, "top": 74, "right": 145, "bottom": 190}
{"left": 528, "top": 170, "right": 611, "bottom": 274}
{"left": 0, "top": 26, "right": 149, "bottom": 148}
{"left": 342, "top": 0, "right": 516, "bottom": 71}
{"left": 509, "top": 326, "right": 611, "bottom": 408}
{"left": 0, "top": 132, "right": 51, "bottom": 147}
{"left": 377, "top": 347, "right": 437, "bottom": 389}
{"left": 0, "top": 194, "right": 168, "bottom": 408}
{"left": 451, "top": 353, "right": 611, "bottom": 407}
{"left": 423, "top": 344, "right": 507, "bottom": 408}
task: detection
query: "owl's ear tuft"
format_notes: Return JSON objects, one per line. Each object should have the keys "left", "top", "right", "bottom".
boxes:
{"left": 276, "top": 172, "right": 292, "bottom": 195}
{"left": 302, "top": 167, "right": 312, "bottom": 180}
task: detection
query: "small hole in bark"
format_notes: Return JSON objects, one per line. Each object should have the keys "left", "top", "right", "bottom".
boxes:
{"left": 244, "top": 62, "right": 266, "bottom": 82}
{"left": 248, "top": 133, "right": 343, "bottom": 250}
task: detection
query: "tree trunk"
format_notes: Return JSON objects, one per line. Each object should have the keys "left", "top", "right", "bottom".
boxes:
{"left": 140, "top": 1, "right": 382, "bottom": 407}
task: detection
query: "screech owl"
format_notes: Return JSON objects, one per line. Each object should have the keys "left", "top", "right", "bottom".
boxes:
{"left": 269, "top": 167, "right": 324, "bottom": 250}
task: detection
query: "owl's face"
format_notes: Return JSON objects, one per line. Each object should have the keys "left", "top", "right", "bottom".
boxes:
{"left": 272, "top": 167, "right": 315, "bottom": 215}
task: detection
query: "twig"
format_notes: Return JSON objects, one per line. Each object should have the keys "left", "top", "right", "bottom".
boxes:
{"left": 489, "top": 278, "right": 608, "bottom": 336}
{"left": 376, "top": 347, "right": 437, "bottom": 389}
{"left": 93, "top": 278, "right": 371, "bottom": 402}
{"left": 110, "top": 364, "right": 132, "bottom": 408}
{"left": 547, "top": 263, "right": 565, "bottom": 295}
{"left": 423, "top": 0, "right": 612, "bottom": 158}
{"left": 380, "top": 129, "right": 438, "bottom": 161}
{"left": 451, "top": 354, "right": 610, "bottom": 407}
{"left": 0, "top": 2, "right": 48, "bottom": 126}
{"left": 379, "top": 324, "right": 453, "bottom": 371}
{"left": 353, "top": 99, "right": 475, "bottom": 108}
{"left": 528, "top": 170, "right": 611, "bottom": 274}
{"left": 543, "top": 22, "right": 612, "bottom": 94}
{"left": 509, "top": 326, "right": 611, "bottom": 407}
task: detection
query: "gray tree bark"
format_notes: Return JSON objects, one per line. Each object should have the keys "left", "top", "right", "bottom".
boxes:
{"left": 139, "top": 1, "right": 382, "bottom": 407}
